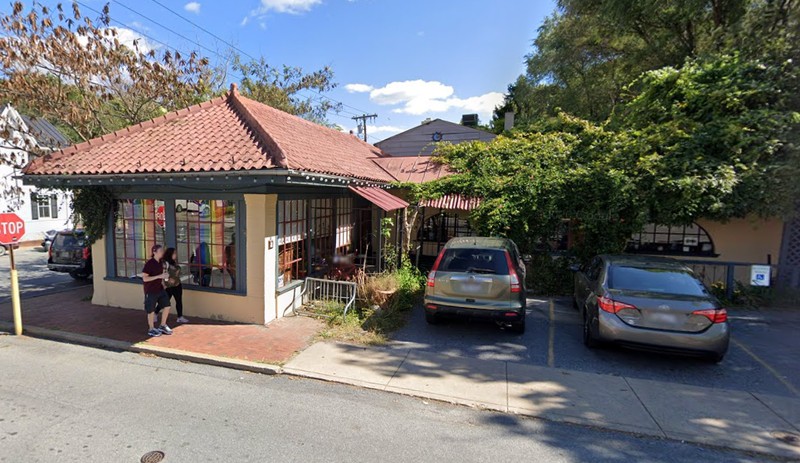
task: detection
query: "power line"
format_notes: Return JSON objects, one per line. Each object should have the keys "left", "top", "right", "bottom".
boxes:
{"left": 351, "top": 113, "right": 377, "bottom": 142}
{"left": 142, "top": 0, "right": 373, "bottom": 116}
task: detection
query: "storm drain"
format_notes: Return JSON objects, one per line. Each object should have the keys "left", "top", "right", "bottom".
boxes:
{"left": 772, "top": 431, "right": 799, "bottom": 446}
{"left": 140, "top": 450, "right": 165, "bottom": 463}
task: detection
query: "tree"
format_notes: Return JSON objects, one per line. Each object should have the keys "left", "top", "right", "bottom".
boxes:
{"left": 0, "top": 2, "right": 213, "bottom": 144}
{"left": 232, "top": 54, "right": 341, "bottom": 126}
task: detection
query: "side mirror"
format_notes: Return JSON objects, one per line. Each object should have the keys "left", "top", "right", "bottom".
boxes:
{"left": 568, "top": 263, "right": 581, "bottom": 273}
{"left": 522, "top": 254, "right": 533, "bottom": 264}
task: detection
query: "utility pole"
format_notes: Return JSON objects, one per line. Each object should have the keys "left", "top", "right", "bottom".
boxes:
{"left": 352, "top": 114, "right": 377, "bottom": 142}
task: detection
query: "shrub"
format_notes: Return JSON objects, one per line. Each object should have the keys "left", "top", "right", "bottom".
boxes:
{"left": 526, "top": 253, "right": 575, "bottom": 296}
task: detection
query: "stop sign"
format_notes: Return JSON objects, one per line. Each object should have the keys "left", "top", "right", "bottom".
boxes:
{"left": 0, "top": 213, "right": 26, "bottom": 244}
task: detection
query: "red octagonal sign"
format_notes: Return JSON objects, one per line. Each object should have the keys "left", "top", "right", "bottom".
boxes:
{"left": 0, "top": 213, "right": 25, "bottom": 244}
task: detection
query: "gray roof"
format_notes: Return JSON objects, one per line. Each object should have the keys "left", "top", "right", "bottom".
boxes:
{"left": 20, "top": 115, "right": 70, "bottom": 149}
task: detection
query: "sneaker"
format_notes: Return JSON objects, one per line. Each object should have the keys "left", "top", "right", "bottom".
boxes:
{"left": 158, "top": 325, "right": 173, "bottom": 335}
{"left": 147, "top": 328, "right": 162, "bottom": 337}
{"left": 176, "top": 316, "right": 189, "bottom": 324}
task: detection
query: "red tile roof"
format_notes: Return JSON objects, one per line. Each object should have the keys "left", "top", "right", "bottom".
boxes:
{"left": 349, "top": 186, "right": 409, "bottom": 211}
{"left": 371, "top": 156, "right": 453, "bottom": 183}
{"left": 420, "top": 194, "right": 481, "bottom": 211}
{"left": 24, "top": 85, "right": 394, "bottom": 182}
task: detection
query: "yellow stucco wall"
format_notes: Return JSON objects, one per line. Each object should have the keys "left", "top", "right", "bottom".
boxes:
{"left": 91, "top": 194, "right": 277, "bottom": 324}
{"left": 695, "top": 217, "right": 784, "bottom": 264}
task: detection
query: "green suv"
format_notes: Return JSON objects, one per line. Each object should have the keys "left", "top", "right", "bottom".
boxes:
{"left": 424, "top": 237, "right": 527, "bottom": 333}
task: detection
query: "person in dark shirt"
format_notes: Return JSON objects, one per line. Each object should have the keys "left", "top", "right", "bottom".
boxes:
{"left": 142, "top": 245, "right": 173, "bottom": 337}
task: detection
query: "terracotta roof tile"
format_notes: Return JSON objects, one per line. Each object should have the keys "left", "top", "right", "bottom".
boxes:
{"left": 372, "top": 156, "right": 453, "bottom": 183}
{"left": 24, "top": 86, "right": 394, "bottom": 182}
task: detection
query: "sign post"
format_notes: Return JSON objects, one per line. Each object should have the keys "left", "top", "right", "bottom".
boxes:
{"left": 0, "top": 213, "right": 26, "bottom": 335}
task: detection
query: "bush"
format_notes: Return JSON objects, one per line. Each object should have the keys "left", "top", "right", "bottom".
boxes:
{"left": 526, "top": 253, "right": 575, "bottom": 296}
{"left": 708, "top": 281, "right": 774, "bottom": 308}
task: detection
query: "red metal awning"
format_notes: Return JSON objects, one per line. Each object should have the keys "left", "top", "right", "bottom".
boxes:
{"left": 349, "top": 186, "right": 409, "bottom": 212}
{"left": 420, "top": 194, "right": 481, "bottom": 211}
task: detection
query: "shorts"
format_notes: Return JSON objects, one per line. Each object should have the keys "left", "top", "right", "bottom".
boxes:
{"left": 144, "top": 291, "right": 171, "bottom": 314}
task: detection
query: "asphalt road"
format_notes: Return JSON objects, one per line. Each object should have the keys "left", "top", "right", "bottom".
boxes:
{"left": 0, "top": 247, "right": 90, "bottom": 303}
{"left": 0, "top": 336, "right": 764, "bottom": 463}
{"left": 392, "top": 297, "right": 800, "bottom": 398}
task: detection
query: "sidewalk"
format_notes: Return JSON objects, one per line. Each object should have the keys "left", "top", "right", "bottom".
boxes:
{"left": 284, "top": 342, "right": 800, "bottom": 460}
{"left": 0, "top": 286, "right": 322, "bottom": 367}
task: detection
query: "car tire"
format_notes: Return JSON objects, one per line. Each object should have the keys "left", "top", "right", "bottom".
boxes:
{"left": 425, "top": 311, "right": 440, "bottom": 325}
{"left": 707, "top": 353, "right": 725, "bottom": 363}
{"left": 583, "top": 310, "right": 600, "bottom": 348}
{"left": 572, "top": 295, "right": 579, "bottom": 310}
{"left": 69, "top": 271, "right": 89, "bottom": 280}
{"left": 509, "top": 315, "right": 525, "bottom": 334}
{"left": 0, "top": 245, "right": 6, "bottom": 257}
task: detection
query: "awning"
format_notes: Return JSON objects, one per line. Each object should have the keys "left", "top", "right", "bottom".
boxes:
{"left": 349, "top": 186, "right": 409, "bottom": 212}
{"left": 420, "top": 194, "right": 481, "bottom": 211}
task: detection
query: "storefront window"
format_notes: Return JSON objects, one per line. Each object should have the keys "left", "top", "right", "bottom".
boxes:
{"left": 278, "top": 200, "right": 307, "bottom": 288}
{"left": 626, "top": 223, "right": 716, "bottom": 256}
{"left": 310, "top": 198, "right": 334, "bottom": 277}
{"left": 175, "top": 200, "right": 237, "bottom": 290}
{"left": 114, "top": 199, "right": 167, "bottom": 278}
{"left": 335, "top": 197, "right": 354, "bottom": 254}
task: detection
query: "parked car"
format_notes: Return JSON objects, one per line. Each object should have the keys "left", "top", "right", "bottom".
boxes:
{"left": 175, "top": 200, "right": 211, "bottom": 217}
{"left": 42, "top": 229, "right": 58, "bottom": 251}
{"left": 424, "top": 237, "right": 528, "bottom": 333}
{"left": 47, "top": 229, "right": 92, "bottom": 279}
{"left": 572, "top": 255, "right": 729, "bottom": 362}
{"left": 0, "top": 242, "right": 20, "bottom": 257}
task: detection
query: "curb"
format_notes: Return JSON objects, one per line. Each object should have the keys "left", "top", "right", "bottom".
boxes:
{"left": 0, "top": 322, "right": 282, "bottom": 376}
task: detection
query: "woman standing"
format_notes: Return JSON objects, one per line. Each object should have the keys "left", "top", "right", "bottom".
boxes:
{"left": 163, "top": 247, "right": 188, "bottom": 323}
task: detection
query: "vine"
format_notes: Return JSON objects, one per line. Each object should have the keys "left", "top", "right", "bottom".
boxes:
{"left": 70, "top": 186, "right": 115, "bottom": 244}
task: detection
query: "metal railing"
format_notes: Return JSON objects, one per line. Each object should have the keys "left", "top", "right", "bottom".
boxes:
{"left": 301, "top": 277, "right": 358, "bottom": 316}
{"left": 680, "top": 259, "right": 779, "bottom": 299}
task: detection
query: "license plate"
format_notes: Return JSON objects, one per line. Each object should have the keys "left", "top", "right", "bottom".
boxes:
{"left": 461, "top": 283, "right": 484, "bottom": 293}
{"left": 649, "top": 313, "right": 676, "bottom": 325}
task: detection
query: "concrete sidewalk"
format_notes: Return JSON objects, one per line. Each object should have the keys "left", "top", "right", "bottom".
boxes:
{"left": 284, "top": 342, "right": 800, "bottom": 460}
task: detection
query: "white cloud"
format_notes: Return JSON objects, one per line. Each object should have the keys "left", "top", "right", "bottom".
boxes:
{"left": 184, "top": 2, "right": 201, "bottom": 14}
{"left": 344, "top": 83, "right": 374, "bottom": 93}
{"left": 337, "top": 124, "right": 405, "bottom": 137}
{"left": 242, "top": 0, "right": 322, "bottom": 26}
{"left": 361, "top": 80, "right": 504, "bottom": 118}
{"left": 110, "top": 27, "right": 159, "bottom": 54}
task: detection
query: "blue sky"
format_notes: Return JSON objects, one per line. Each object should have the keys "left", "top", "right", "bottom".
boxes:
{"left": 39, "top": 0, "right": 556, "bottom": 141}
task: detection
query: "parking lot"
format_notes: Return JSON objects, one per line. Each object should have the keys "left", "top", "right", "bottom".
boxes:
{"left": 392, "top": 296, "right": 800, "bottom": 398}
{"left": 0, "top": 246, "right": 90, "bottom": 304}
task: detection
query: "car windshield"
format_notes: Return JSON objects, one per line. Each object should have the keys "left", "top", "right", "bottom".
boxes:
{"left": 608, "top": 265, "right": 707, "bottom": 297}
{"left": 438, "top": 248, "right": 509, "bottom": 275}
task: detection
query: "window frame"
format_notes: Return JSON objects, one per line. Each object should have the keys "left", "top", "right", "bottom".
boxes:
{"left": 105, "top": 194, "right": 247, "bottom": 295}
{"left": 626, "top": 222, "right": 717, "bottom": 257}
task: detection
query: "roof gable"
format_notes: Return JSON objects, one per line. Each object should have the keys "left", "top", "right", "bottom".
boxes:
{"left": 376, "top": 118, "right": 495, "bottom": 147}
{"left": 24, "top": 85, "right": 394, "bottom": 182}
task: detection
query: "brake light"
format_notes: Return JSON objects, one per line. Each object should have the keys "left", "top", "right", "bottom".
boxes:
{"left": 82, "top": 247, "right": 90, "bottom": 260}
{"left": 427, "top": 248, "right": 446, "bottom": 287}
{"left": 692, "top": 308, "right": 728, "bottom": 323}
{"left": 597, "top": 296, "right": 637, "bottom": 313}
{"left": 504, "top": 251, "right": 521, "bottom": 293}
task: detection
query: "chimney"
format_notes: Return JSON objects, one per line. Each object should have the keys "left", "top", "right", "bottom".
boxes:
{"left": 421, "top": 118, "right": 432, "bottom": 125}
{"left": 460, "top": 114, "right": 479, "bottom": 127}
{"left": 504, "top": 112, "right": 515, "bottom": 131}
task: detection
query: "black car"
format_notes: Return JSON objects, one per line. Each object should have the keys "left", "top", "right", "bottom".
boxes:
{"left": 48, "top": 229, "right": 92, "bottom": 279}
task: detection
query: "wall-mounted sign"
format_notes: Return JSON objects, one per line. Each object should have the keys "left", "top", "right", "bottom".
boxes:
{"left": 750, "top": 265, "right": 771, "bottom": 287}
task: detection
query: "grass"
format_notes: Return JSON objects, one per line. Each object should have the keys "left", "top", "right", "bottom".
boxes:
{"left": 307, "top": 266, "right": 425, "bottom": 346}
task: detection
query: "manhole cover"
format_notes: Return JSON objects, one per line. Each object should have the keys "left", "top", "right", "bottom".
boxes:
{"left": 772, "top": 431, "right": 800, "bottom": 446}
{"left": 140, "top": 450, "right": 165, "bottom": 463}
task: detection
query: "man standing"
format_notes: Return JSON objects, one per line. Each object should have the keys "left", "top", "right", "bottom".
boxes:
{"left": 142, "top": 244, "right": 174, "bottom": 337}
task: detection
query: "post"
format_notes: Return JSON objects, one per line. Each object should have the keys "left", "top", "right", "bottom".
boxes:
{"left": 725, "top": 263, "right": 736, "bottom": 301}
{"left": 9, "top": 245, "right": 22, "bottom": 335}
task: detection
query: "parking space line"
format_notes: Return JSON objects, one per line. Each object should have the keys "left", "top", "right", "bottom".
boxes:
{"left": 732, "top": 337, "right": 800, "bottom": 397}
{"left": 548, "top": 299, "right": 555, "bottom": 367}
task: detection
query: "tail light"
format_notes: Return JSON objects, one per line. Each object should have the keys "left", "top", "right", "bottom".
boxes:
{"left": 427, "top": 248, "right": 446, "bottom": 287}
{"left": 504, "top": 251, "right": 521, "bottom": 293}
{"left": 48, "top": 243, "right": 53, "bottom": 259}
{"left": 597, "top": 296, "right": 637, "bottom": 313}
{"left": 692, "top": 308, "right": 727, "bottom": 323}
{"left": 82, "top": 246, "right": 90, "bottom": 260}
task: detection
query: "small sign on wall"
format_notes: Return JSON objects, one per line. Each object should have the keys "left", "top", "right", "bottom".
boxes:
{"left": 750, "top": 265, "right": 771, "bottom": 287}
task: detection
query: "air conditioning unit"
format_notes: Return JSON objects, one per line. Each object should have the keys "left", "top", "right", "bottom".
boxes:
{"left": 460, "top": 114, "right": 479, "bottom": 127}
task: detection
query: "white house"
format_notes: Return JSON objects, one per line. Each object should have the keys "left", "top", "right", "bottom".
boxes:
{"left": 1, "top": 104, "right": 72, "bottom": 243}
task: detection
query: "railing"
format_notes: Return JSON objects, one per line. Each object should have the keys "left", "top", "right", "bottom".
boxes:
{"left": 679, "top": 259, "right": 779, "bottom": 299}
{"left": 301, "top": 277, "right": 358, "bottom": 316}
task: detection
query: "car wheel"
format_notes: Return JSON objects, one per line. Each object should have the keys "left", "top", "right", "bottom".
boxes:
{"left": 0, "top": 245, "right": 6, "bottom": 257}
{"left": 583, "top": 310, "right": 599, "bottom": 348}
{"left": 425, "top": 311, "right": 440, "bottom": 325}
{"left": 509, "top": 315, "right": 525, "bottom": 334}
{"left": 706, "top": 353, "right": 725, "bottom": 363}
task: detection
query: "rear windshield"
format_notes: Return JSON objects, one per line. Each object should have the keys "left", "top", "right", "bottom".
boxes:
{"left": 54, "top": 233, "right": 84, "bottom": 248}
{"left": 438, "top": 248, "right": 509, "bottom": 275}
{"left": 608, "top": 266, "right": 707, "bottom": 297}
